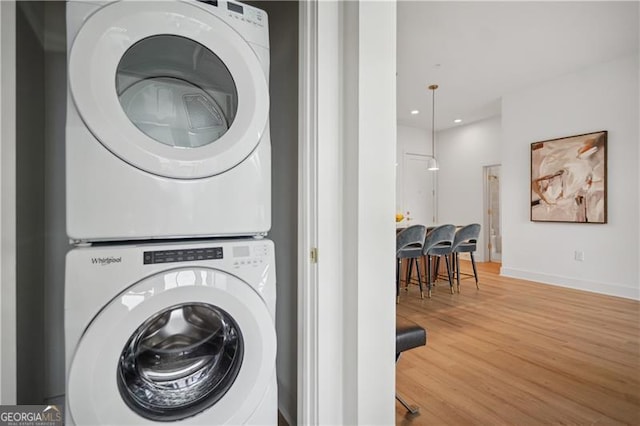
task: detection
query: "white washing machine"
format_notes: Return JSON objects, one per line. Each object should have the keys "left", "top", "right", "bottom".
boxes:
{"left": 66, "top": 0, "right": 271, "bottom": 243}
{"left": 65, "top": 239, "right": 277, "bottom": 425}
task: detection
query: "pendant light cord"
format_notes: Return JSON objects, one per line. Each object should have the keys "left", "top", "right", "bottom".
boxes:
{"left": 428, "top": 84, "right": 438, "bottom": 163}
{"left": 431, "top": 87, "right": 436, "bottom": 157}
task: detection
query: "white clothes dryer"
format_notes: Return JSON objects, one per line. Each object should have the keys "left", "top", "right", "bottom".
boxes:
{"left": 65, "top": 239, "right": 277, "bottom": 425}
{"left": 66, "top": 0, "right": 271, "bottom": 243}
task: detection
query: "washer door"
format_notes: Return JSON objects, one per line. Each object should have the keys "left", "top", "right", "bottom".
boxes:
{"left": 68, "top": 1, "right": 269, "bottom": 179}
{"left": 67, "top": 268, "right": 276, "bottom": 425}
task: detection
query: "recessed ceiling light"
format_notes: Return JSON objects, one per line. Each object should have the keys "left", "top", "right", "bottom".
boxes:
{"left": 411, "top": 110, "right": 420, "bottom": 115}
{"left": 454, "top": 119, "right": 462, "bottom": 123}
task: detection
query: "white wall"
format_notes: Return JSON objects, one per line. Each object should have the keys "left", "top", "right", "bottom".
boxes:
{"left": 343, "top": 2, "right": 396, "bottom": 423}
{"left": 501, "top": 54, "right": 639, "bottom": 300}
{"left": 397, "top": 125, "right": 430, "bottom": 156}
{"left": 437, "top": 117, "right": 502, "bottom": 262}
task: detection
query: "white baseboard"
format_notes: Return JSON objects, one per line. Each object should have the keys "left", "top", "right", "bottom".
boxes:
{"left": 500, "top": 267, "right": 640, "bottom": 301}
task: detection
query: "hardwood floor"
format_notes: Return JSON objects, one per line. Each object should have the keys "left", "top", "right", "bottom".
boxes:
{"left": 396, "top": 261, "right": 640, "bottom": 425}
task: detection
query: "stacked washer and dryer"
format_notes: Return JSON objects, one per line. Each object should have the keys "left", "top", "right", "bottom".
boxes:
{"left": 64, "top": 1, "right": 277, "bottom": 424}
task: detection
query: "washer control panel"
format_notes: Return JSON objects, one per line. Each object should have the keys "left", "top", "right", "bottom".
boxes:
{"left": 142, "top": 243, "right": 270, "bottom": 267}
{"left": 143, "top": 247, "right": 223, "bottom": 264}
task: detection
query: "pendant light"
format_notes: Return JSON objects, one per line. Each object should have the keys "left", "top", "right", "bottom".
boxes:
{"left": 427, "top": 84, "right": 439, "bottom": 171}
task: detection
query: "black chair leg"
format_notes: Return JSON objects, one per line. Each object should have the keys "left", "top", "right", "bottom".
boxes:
{"left": 426, "top": 255, "right": 432, "bottom": 298}
{"left": 470, "top": 252, "right": 479, "bottom": 289}
{"left": 396, "top": 322, "right": 426, "bottom": 415}
{"left": 406, "top": 258, "right": 413, "bottom": 289}
{"left": 455, "top": 253, "right": 461, "bottom": 292}
{"left": 415, "top": 257, "right": 424, "bottom": 299}
{"left": 435, "top": 256, "right": 442, "bottom": 285}
{"left": 395, "top": 353, "right": 419, "bottom": 414}
{"left": 396, "top": 258, "right": 400, "bottom": 303}
{"left": 396, "top": 393, "right": 420, "bottom": 415}
{"left": 450, "top": 253, "right": 456, "bottom": 278}
{"left": 444, "top": 254, "right": 454, "bottom": 294}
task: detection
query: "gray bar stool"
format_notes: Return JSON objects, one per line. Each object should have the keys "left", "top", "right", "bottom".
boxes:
{"left": 422, "top": 224, "right": 456, "bottom": 298}
{"left": 451, "top": 223, "right": 481, "bottom": 292}
{"left": 396, "top": 225, "right": 427, "bottom": 302}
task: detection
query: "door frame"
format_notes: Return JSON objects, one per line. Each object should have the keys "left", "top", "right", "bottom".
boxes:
{"left": 298, "top": 1, "right": 396, "bottom": 424}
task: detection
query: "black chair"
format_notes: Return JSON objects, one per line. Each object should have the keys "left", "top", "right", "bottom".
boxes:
{"left": 396, "top": 317, "right": 427, "bottom": 414}
{"left": 451, "top": 223, "right": 481, "bottom": 292}
{"left": 422, "top": 224, "right": 456, "bottom": 298}
{"left": 396, "top": 225, "right": 427, "bottom": 302}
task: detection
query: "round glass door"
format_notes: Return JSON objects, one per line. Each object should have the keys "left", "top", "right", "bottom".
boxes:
{"left": 116, "top": 36, "right": 238, "bottom": 149}
{"left": 117, "top": 303, "right": 243, "bottom": 422}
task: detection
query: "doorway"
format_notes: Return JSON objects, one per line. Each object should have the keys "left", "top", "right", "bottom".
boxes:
{"left": 400, "top": 153, "right": 436, "bottom": 226}
{"left": 483, "top": 165, "right": 501, "bottom": 262}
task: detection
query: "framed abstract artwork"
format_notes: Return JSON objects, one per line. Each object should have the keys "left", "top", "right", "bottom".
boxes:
{"left": 530, "top": 131, "right": 607, "bottom": 223}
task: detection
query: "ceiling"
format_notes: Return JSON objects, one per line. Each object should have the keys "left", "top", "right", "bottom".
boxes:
{"left": 397, "top": 1, "right": 639, "bottom": 131}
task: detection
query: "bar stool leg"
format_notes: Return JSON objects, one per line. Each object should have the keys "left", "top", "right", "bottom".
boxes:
{"left": 396, "top": 258, "right": 401, "bottom": 303}
{"left": 455, "top": 253, "right": 461, "bottom": 292}
{"left": 470, "top": 252, "right": 479, "bottom": 289}
{"left": 426, "top": 255, "right": 432, "bottom": 298}
{"left": 416, "top": 257, "right": 424, "bottom": 299}
{"left": 406, "top": 258, "right": 414, "bottom": 290}
{"left": 444, "top": 254, "right": 454, "bottom": 294}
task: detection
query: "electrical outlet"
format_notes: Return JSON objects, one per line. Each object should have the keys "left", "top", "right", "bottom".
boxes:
{"left": 574, "top": 250, "right": 584, "bottom": 262}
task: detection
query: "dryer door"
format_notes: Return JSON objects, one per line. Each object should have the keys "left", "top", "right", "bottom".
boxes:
{"left": 68, "top": 1, "right": 269, "bottom": 179}
{"left": 67, "top": 267, "right": 276, "bottom": 425}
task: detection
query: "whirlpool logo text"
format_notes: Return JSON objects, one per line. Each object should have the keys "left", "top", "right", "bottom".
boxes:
{"left": 91, "top": 256, "right": 122, "bottom": 266}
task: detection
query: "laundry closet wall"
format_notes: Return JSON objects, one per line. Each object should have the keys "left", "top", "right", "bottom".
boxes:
{"left": 244, "top": 1, "right": 299, "bottom": 422}
{"left": 15, "top": 1, "right": 46, "bottom": 405}
{"left": 15, "top": 0, "right": 67, "bottom": 405}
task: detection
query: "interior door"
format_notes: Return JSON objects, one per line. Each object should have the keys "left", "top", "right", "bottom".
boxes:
{"left": 485, "top": 165, "right": 502, "bottom": 262}
{"left": 68, "top": 1, "right": 269, "bottom": 179}
{"left": 401, "top": 153, "right": 435, "bottom": 226}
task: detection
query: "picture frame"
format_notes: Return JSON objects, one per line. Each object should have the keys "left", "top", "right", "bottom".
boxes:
{"left": 530, "top": 130, "right": 607, "bottom": 223}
